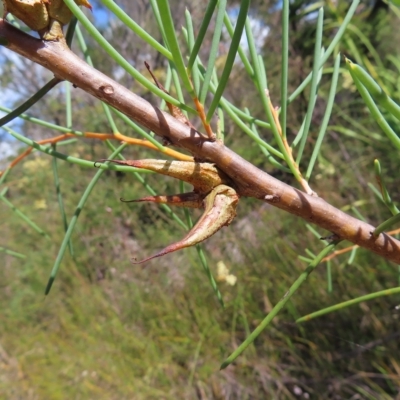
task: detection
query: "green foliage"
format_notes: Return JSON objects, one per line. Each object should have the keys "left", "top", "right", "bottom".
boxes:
{"left": 1, "top": 0, "right": 400, "bottom": 397}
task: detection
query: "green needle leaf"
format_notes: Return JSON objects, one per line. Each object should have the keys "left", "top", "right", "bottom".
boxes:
{"left": 296, "top": 286, "right": 400, "bottom": 323}
{"left": 373, "top": 213, "right": 400, "bottom": 238}
{"left": 99, "top": 0, "right": 172, "bottom": 59}
{"left": 184, "top": 12, "right": 201, "bottom": 95}
{"left": 156, "top": 0, "right": 194, "bottom": 97}
{"left": 206, "top": 0, "right": 251, "bottom": 122}
{"left": 65, "top": 16, "right": 78, "bottom": 47}
{"left": 280, "top": 0, "right": 289, "bottom": 140}
{"left": 222, "top": 11, "right": 253, "bottom": 77}
{"left": 0, "top": 77, "right": 61, "bottom": 128}
{"left": 0, "top": 105, "right": 84, "bottom": 135}
{"left": 187, "top": 0, "right": 218, "bottom": 72}
{"left": 295, "top": 8, "right": 324, "bottom": 164}
{"left": 347, "top": 58, "right": 400, "bottom": 122}
{"left": 373, "top": 159, "right": 399, "bottom": 216}
{"left": 288, "top": 0, "right": 360, "bottom": 104}
{"left": 63, "top": 0, "right": 195, "bottom": 113}
{"left": 306, "top": 53, "right": 341, "bottom": 180}
{"left": 199, "top": 0, "right": 226, "bottom": 104}
{"left": 45, "top": 143, "right": 128, "bottom": 295}
{"left": 0, "top": 246, "right": 26, "bottom": 259}
{"left": 0, "top": 188, "right": 49, "bottom": 238}
{"left": 346, "top": 57, "right": 400, "bottom": 149}
{"left": 52, "top": 149, "right": 74, "bottom": 257}
{"left": 220, "top": 242, "right": 339, "bottom": 369}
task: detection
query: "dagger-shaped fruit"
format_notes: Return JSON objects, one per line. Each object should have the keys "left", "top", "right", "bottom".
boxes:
{"left": 131, "top": 184, "right": 239, "bottom": 264}
{"left": 100, "top": 159, "right": 230, "bottom": 194}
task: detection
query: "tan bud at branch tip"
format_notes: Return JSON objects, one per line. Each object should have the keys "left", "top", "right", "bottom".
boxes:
{"left": 2, "top": 0, "right": 92, "bottom": 40}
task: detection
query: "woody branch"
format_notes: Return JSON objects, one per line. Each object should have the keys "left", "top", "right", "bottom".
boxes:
{"left": 1, "top": 19, "right": 400, "bottom": 263}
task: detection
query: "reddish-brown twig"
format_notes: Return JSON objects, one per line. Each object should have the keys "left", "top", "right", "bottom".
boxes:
{"left": 0, "top": 131, "right": 192, "bottom": 176}
{"left": 322, "top": 228, "right": 400, "bottom": 262}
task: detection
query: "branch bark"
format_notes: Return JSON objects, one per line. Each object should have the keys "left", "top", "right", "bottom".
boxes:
{"left": 1, "top": 20, "right": 400, "bottom": 263}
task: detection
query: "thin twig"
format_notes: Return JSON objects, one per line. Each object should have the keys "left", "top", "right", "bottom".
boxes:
{"left": 0, "top": 131, "right": 192, "bottom": 176}
{"left": 193, "top": 96, "right": 216, "bottom": 140}
{"left": 322, "top": 227, "right": 400, "bottom": 262}
{"left": 268, "top": 97, "right": 316, "bottom": 196}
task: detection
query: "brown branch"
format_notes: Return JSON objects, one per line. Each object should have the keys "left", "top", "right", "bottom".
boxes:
{"left": 1, "top": 19, "right": 400, "bottom": 263}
